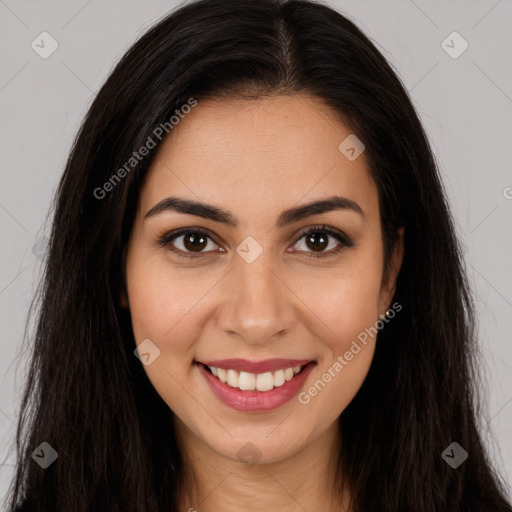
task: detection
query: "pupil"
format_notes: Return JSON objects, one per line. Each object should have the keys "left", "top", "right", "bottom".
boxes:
{"left": 184, "top": 233, "right": 207, "bottom": 252}
{"left": 181, "top": 232, "right": 329, "bottom": 253}
{"left": 306, "top": 232, "right": 328, "bottom": 251}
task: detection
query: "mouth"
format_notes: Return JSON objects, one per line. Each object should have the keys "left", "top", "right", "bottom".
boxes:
{"left": 200, "top": 362, "right": 310, "bottom": 392}
{"left": 195, "top": 359, "right": 317, "bottom": 412}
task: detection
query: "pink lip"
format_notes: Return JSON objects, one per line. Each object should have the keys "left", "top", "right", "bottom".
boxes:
{"left": 200, "top": 358, "right": 313, "bottom": 373}
{"left": 197, "top": 361, "right": 316, "bottom": 413}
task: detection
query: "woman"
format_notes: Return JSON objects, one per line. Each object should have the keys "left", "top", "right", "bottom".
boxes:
{"left": 6, "top": 0, "right": 512, "bottom": 510}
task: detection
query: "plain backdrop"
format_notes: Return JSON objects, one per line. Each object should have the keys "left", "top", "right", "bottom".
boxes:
{"left": 1, "top": 0, "right": 511, "bottom": 504}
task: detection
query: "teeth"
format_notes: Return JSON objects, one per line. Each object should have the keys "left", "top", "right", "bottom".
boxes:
{"left": 256, "top": 372, "right": 274, "bottom": 392}
{"left": 217, "top": 368, "right": 227, "bottom": 383}
{"left": 238, "top": 371, "right": 256, "bottom": 390}
{"left": 206, "top": 364, "right": 305, "bottom": 391}
{"left": 227, "top": 369, "right": 238, "bottom": 387}
{"left": 273, "top": 369, "right": 285, "bottom": 387}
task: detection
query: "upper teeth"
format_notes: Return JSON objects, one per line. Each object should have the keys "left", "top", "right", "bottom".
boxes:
{"left": 208, "top": 365, "right": 303, "bottom": 391}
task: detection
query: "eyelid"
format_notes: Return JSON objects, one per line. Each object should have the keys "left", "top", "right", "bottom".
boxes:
{"left": 158, "top": 224, "right": 354, "bottom": 258}
{"left": 288, "top": 224, "right": 354, "bottom": 259}
{"left": 157, "top": 226, "right": 224, "bottom": 258}
{"left": 292, "top": 224, "right": 352, "bottom": 245}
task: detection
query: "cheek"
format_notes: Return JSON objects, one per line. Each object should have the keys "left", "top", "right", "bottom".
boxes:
{"left": 125, "top": 259, "right": 207, "bottom": 414}
{"left": 125, "top": 260, "right": 212, "bottom": 406}
{"left": 127, "top": 257, "right": 206, "bottom": 342}
{"left": 309, "top": 254, "right": 383, "bottom": 345}
{"left": 300, "top": 253, "right": 382, "bottom": 408}
{"left": 297, "top": 289, "right": 380, "bottom": 419}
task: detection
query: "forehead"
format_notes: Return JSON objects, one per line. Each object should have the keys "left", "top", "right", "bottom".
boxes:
{"left": 138, "top": 94, "right": 378, "bottom": 224}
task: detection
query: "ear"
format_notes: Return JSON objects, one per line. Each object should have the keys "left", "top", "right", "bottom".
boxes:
{"left": 120, "top": 286, "right": 129, "bottom": 308}
{"left": 119, "top": 247, "right": 129, "bottom": 308}
{"left": 379, "top": 226, "right": 404, "bottom": 315}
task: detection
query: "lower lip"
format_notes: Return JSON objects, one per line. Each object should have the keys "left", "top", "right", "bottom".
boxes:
{"left": 197, "top": 362, "right": 316, "bottom": 413}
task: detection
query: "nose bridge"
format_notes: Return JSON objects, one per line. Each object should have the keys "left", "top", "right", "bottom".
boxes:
{"left": 218, "top": 245, "right": 295, "bottom": 343}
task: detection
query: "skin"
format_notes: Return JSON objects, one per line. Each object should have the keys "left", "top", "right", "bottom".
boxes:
{"left": 122, "top": 93, "right": 403, "bottom": 512}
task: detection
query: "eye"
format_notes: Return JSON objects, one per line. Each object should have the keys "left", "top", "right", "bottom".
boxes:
{"left": 158, "top": 224, "right": 353, "bottom": 259}
{"left": 291, "top": 224, "right": 354, "bottom": 258}
{"left": 158, "top": 227, "right": 222, "bottom": 258}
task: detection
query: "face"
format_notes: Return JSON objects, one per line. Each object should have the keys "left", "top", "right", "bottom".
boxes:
{"left": 122, "top": 93, "right": 403, "bottom": 465}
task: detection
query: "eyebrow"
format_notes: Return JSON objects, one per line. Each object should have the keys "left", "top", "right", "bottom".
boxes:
{"left": 144, "top": 194, "right": 364, "bottom": 227}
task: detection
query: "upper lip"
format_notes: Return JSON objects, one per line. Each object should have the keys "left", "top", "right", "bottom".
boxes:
{"left": 199, "top": 358, "right": 314, "bottom": 373}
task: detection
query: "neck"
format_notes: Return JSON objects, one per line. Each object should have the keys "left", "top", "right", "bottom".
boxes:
{"left": 175, "top": 419, "right": 351, "bottom": 512}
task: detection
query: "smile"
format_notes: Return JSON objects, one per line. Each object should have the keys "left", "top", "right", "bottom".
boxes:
{"left": 196, "top": 358, "right": 317, "bottom": 412}
{"left": 205, "top": 364, "right": 303, "bottom": 392}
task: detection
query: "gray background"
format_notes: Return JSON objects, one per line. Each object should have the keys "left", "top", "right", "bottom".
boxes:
{"left": 1, "top": 0, "right": 511, "bottom": 504}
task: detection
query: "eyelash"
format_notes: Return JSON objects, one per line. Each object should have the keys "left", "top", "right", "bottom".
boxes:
{"left": 157, "top": 224, "right": 354, "bottom": 260}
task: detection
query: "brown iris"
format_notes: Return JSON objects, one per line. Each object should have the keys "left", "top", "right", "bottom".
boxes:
{"left": 304, "top": 232, "right": 329, "bottom": 252}
{"left": 183, "top": 233, "right": 209, "bottom": 252}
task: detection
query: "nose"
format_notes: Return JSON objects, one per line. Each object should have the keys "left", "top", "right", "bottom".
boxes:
{"left": 216, "top": 248, "right": 296, "bottom": 345}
